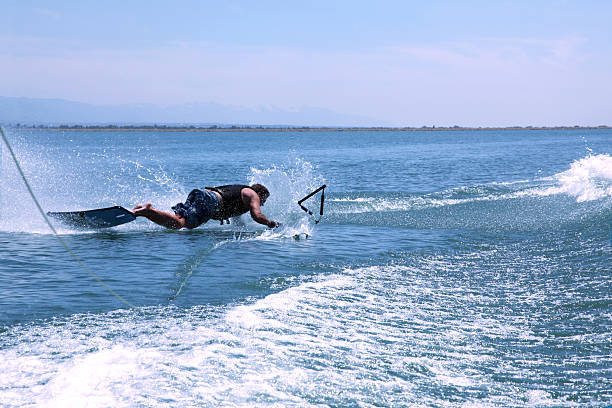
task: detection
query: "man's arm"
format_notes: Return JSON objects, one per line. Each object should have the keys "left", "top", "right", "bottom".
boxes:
{"left": 242, "top": 188, "right": 278, "bottom": 228}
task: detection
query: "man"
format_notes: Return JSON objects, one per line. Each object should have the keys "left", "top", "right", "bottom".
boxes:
{"left": 133, "top": 183, "right": 278, "bottom": 229}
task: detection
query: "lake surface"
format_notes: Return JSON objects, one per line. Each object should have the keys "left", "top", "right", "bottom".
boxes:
{"left": 1, "top": 128, "right": 611, "bottom": 407}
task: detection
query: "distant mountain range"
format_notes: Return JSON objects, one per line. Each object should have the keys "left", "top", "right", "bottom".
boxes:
{"left": 0, "top": 96, "right": 382, "bottom": 127}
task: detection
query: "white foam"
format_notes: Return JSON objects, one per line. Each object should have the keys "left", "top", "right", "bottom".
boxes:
{"left": 0, "top": 257, "right": 599, "bottom": 407}
{"left": 248, "top": 156, "right": 325, "bottom": 231}
{"left": 526, "top": 390, "right": 556, "bottom": 407}
{"left": 37, "top": 344, "right": 162, "bottom": 407}
{"left": 546, "top": 154, "right": 612, "bottom": 202}
{"left": 0, "top": 134, "right": 186, "bottom": 234}
{"left": 328, "top": 197, "right": 374, "bottom": 203}
{"left": 329, "top": 154, "right": 612, "bottom": 217}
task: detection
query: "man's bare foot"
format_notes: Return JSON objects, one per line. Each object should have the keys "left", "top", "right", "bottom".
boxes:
{"left": 132, "top": 202, "right": 153, "bottom": 217}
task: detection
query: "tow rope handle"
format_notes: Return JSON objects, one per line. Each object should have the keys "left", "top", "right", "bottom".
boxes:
{"left": 298, "top": 184, "right": 326, "bottom": 224}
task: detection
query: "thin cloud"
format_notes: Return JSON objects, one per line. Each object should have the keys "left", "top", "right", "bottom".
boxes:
{"left": 390, "top": 36, "right": 588, "bottom": 70}
{"left": 32, "top": 8, "right": 61, "bottom": 19}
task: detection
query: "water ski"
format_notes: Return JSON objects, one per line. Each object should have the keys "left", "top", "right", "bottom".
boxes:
{"left": 47, "top": 206, "right": 135, "bottom": 229}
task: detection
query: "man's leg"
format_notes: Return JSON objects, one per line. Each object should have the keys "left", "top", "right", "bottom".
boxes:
{"left": 132, "top": 203, "right": 190, "bottom": 229}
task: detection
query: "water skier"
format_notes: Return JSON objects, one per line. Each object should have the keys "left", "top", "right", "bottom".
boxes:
{"left": 133, "top": 184, "right": 278, "bottom": 229}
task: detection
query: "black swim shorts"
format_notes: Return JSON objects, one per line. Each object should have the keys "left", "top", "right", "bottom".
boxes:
{"left": 171, "top": 189, "right": 221, "bottom": 228}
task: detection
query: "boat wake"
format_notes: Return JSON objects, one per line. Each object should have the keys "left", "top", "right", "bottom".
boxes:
{"left": 326, "top": 154, "right": 612, "bottom": 231}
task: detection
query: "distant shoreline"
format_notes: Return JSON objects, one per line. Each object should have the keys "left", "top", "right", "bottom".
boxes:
{"left": 14, "top": 125, "right": 612, "bottom": 132}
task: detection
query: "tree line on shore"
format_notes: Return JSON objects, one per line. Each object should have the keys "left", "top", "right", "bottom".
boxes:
{"left": 9, "top": 124, "right": 611, "bottom": 131}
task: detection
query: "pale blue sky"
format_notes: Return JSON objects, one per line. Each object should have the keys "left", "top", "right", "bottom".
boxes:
{"left": 2, "top": 1, "right": 611, "bottom": 126}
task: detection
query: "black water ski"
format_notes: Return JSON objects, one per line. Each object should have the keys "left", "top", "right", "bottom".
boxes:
{"left": 47, "top": 206, "right": 135, "bottom": 229}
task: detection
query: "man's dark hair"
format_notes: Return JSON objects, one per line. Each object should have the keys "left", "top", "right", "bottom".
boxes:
{"left": 250, "top": 184, "right": 270, "bottom": 201}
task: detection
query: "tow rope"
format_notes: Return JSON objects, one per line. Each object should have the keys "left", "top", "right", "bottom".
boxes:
{"left": 298, "top": 184, "right": 326, "bottom": 224}
{"left": 0, "top": 126, "right": 134, "bottom": 308}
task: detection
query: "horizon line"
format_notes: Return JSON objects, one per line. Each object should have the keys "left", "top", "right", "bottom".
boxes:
{"left": 9, "top": 124, "right": 611, "bottom": 132}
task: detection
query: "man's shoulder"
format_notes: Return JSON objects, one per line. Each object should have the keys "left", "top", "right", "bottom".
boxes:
{"left": 241, "top": 186, "right": 257, "bottom": 197}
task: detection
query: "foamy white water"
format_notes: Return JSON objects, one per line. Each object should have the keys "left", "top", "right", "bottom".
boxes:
{"left": 3, "top": 255, "right": 605, "bottom": 407}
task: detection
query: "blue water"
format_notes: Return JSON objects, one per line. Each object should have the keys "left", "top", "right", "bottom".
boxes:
{"left": 1, "top": 128, "right": 611, "bottom": 407}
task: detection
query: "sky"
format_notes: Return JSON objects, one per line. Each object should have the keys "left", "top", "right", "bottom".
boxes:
{"left": 1, "top": 0, "right": 611, "bottom": 126}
